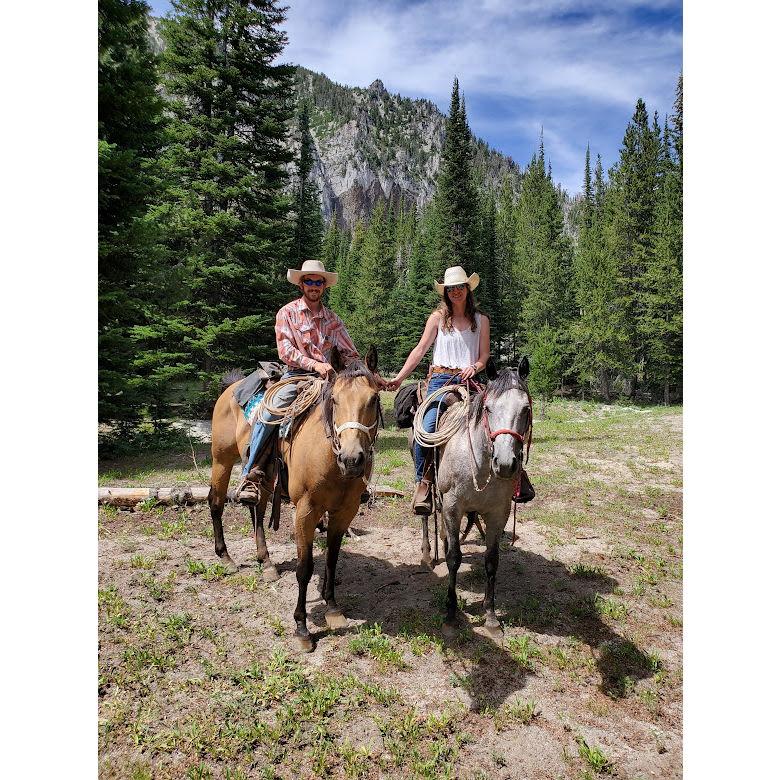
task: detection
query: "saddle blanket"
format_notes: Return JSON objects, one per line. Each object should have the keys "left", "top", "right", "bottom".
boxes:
{"left": 243, "top": 390, "right": 265, "bottom": 424}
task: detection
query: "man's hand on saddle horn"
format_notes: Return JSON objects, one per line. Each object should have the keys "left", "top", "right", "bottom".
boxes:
{"left": 313, "top": 361, "right": 335, "bottom": 380}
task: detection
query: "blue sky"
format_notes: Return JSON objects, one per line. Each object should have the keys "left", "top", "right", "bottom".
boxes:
{"left": 147, "top": 0, "right": 682, "bottom": 196}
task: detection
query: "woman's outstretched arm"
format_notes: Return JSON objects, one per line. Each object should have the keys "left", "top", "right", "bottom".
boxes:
{"left": 387, "top": 312, "right": 440, "bottom": 389}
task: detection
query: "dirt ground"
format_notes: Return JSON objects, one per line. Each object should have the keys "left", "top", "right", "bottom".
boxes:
{"left": 98, "top": 400, "right": 682, "bottom": 779}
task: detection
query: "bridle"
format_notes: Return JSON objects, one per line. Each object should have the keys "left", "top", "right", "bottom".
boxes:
{"left": 326, "top": 385, "right": 382, "bottom": 479}
{"left": 481, "top": 392, "right": 533, "bottom": 465}
{"left": 468, "top": 388, "right": 533, "bottom": 491}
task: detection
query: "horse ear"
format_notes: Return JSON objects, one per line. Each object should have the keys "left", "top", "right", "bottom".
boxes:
{"left": 330, "top": 346, "right": 344, "bottom": 374}
{"left": 518, "top": 356, "right": 530, "bottom": 379}
{"left": 365, "top": 345, "right": 378, "bottom": 373}
{"left": 485, "top": 356, "right": 498, "bottom": 380}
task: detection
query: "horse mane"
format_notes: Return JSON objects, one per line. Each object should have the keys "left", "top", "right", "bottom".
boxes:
{"left": 469, "top": 368, "right": 529, "bottom": 422}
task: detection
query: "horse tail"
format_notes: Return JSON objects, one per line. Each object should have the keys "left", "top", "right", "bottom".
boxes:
{"left": 220, "top": 368, "right": 245, "bottom": 391}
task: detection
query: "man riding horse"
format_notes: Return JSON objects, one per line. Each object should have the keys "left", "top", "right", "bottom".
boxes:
{"left": 237, "top": 259, "right": 386, "bottom": 502}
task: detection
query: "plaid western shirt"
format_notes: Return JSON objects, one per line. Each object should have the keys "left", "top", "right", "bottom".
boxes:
{"left": 275, "top": 297, "right": 360, "bottom": 371}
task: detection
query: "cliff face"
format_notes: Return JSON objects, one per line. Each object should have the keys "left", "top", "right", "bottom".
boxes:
{"left": 146, "top": 19, "right": 571, "bottom": 231}
{"left": 295, "top": 69, "right": 522, "bottom": 228}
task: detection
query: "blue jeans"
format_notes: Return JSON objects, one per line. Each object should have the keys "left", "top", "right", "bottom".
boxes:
{"left": 241, "top": 368, "right": 316, "bottom": 477}
{"left": 414, "top": 373, "right": 463, "bottom": 481}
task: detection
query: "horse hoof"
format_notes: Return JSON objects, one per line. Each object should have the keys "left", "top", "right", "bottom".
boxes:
{"left": 442, "top": 622, "right": 458, "bottom": 639}
{"left": 325, "top": 610, "right": 347, "bottom": 630}
{"left": 221, "top": 557, "right": 239, "bottom": 574}
{"left": 421, "top": 557, "right": 433, "bottom": 569}
{"left": 485, "top": 620, "right": 504, "bottom": 640}
{"left": 262, "top": 565, "right": 279, "bottom": 582}
{"left": 295, "top": 633, "right": 314, "bottom": 653}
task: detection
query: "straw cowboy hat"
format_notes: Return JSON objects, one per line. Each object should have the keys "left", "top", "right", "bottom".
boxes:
{"left": 434, "top": 265, "right": 480, "bottom": 296}
{"left": 287, "top": 259, "right": 339, "bottom": 288}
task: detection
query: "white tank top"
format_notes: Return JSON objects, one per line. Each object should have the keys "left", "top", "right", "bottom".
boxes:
{"left": 431, "top": 312, "right": 482, "bottom": 369}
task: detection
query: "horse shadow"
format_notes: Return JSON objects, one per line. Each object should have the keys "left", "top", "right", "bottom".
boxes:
{"left": 271, "top": 537, "right": 654, "bottom": 712}
{"left": 451, "top": 533, "right": 657, "bottom": 699}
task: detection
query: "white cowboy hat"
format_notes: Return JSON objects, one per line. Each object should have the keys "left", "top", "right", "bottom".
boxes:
{"left": 286, "top": 259, "right": 339, "bottom": 288}
{"left": 434, "top": 265, "right": 480, "bottom": 296}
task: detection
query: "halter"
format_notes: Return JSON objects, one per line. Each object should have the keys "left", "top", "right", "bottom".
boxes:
{"left": 334, "top": 419, "right": 379, "bottom": 438}
{"left": 467, "top": 387, "right": 533, "bottom": 491}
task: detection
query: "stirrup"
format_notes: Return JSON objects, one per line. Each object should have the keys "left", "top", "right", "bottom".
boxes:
{"left": 413, "top": 479, "right": 433, "bottom": 515}
{"left": 236, "top": 476, "right": 262, "bottom": 505}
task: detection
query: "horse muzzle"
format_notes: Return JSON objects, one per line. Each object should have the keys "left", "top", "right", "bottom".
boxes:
{"left": 492, "top": 453, "right": 520, "bottom": 480}
{"left": 337, "top": 450, "right": 366, "bottom": 478}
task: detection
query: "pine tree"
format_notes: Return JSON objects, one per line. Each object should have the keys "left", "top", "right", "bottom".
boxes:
{"left": 98, "top": 0, "right": 166, "bottom": 427}
{"left": 291, "top": 102, "right": 324, "bottom": 265}
{"left": 640, "top": 79, "right": 683, "bottom": 404}
{"left": 513, "top": 140, "right": 574, "bottom": 372}
{"left": 493, "top": 176, "right": 517, "bottom": 362}
{"left": 320, "top": 216, "right": 342, "bottom": 310}
{"left": 350, "top": 203, "right": 397, "bottom": 354}
{"left": 331, "top": 221, "right": 365, "bottom": 331}
{"left": 156, "top": 0, "right": 295, "bottom": 398}
{"left": 571, "top": 152, "right": 631, "bottom": 399}
{"left": 392, "top": 205, "right": 437, "bottom": 372}
{"left": 432, "top": 78, "right": 478, "bottom": 279}
{"left": 606, "top": 98, "right": 662, "bottom": 394}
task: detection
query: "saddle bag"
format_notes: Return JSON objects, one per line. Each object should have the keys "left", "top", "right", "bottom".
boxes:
{"left": 393, "top": 381, "right": 424, "bottom": 428}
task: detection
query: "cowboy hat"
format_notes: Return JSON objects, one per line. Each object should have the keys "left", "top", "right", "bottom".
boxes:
{"left": 434, "top": 265, "right": 480, "bottom": 296}
{"left": 287, "top": 259, "right": 339, "bottom": 288}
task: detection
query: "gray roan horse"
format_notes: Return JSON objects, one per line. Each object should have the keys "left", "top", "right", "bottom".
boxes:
{"left": 435, "top": 358, "right": 532, "bottom": 638}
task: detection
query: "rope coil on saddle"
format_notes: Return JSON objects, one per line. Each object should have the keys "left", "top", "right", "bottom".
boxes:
{"left": 254, "top": 376, "right": 325, "bottom": 426}
{"left": 411, "top": 384, "right": 471, "bottom": 448}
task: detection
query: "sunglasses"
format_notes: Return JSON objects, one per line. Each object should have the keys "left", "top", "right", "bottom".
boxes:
{"left": 302, "top": 278, "right": 326, "bottom": 287}
{"left": 447, "top": 283, "right": 468, "bottom": 291}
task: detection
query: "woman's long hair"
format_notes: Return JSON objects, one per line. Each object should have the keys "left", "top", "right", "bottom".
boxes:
{"left": 436, "top": 287, "right": 479, "bottom": 332}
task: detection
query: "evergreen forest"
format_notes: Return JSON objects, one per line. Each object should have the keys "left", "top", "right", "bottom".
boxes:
{"left": 99, "top": 0, "right": 683, "bottom": 445}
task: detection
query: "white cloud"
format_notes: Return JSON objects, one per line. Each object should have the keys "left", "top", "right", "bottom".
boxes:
{"left": 282, "top": 0, "right": 681, "bottom": 195}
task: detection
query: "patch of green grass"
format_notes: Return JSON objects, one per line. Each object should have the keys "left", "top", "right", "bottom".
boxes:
{"left": 348, "top": 624, "right": 406, "bottom": 670}
{"left": 268, "top": 615, "right": 285, "bottom": 637}
{"left": 98, "top": 585, "right": 129, "bottom": 629}
{"left": 576, "top": 736, "right": 614, "bottom": 774}
{"left": 493, "top": 698, "right": 538, "bottom": 730}
{"left": 185, "top": 559, "right": 229, "bottom": 581}
{"left": 594, "top": 595, "right": 627, "bottom": 621}
{"left": 161, "top": 612, "right": 194, "bottom": 645}
{"left": 506, "top": 635, "right": 541, "bottom": 669}
{"left": 140, "top": 571, "right": 176, "bottom": 601}
{"left": 129, "top": 554, "right": 155, "bottom": 570}
{"left": 570, "top": 562, "right": 607, "bottom": 579}
{"left": 599, "top": 639, "right": 663, "bottom": 698}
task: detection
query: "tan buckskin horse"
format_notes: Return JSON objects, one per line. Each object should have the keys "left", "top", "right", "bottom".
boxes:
{"left": 209, "top": 346, "right": 381, "bottom": 651}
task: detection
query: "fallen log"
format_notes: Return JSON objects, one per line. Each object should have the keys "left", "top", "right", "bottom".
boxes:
{"left": 98, "top": 484, "right": 405, "bottom": 508}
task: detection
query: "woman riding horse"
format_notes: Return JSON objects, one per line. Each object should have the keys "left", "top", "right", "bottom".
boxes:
{"left": 386, "top": 266, "right": 491, "bottom": 515}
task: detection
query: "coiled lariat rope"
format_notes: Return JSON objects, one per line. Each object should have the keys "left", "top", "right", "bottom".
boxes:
{"left": 254, "top": 376, "right": 325, "bottom": 426}
{"left": 411, "top": 384, "right": 470, "bottom": 448}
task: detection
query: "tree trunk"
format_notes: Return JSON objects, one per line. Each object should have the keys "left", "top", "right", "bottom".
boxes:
{"left": 664, "top": 381, "right": 670, "bottom": 406}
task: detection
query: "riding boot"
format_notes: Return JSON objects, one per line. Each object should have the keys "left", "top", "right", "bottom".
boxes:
{"left": 413, "top": 449, "right": 435, "bottom": 515}
{"left": 517, "top": 467, "right": 535, "bottom": 503}
{"left": 237, "top": 437, "right": 275, "bottom": 504}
